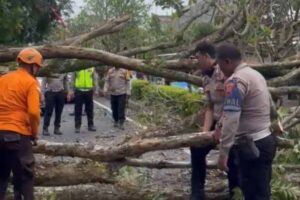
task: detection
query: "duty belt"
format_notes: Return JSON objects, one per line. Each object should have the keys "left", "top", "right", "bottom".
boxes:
{"left": 236, "top": 127, "right": 271, "bottom": 142}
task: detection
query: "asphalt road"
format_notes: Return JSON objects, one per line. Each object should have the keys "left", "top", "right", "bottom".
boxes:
{"left": 39, "top": 97, "right": 140, "bottom": 145}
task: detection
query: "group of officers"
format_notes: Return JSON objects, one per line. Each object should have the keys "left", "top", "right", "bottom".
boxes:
{"left": 0, "top": 41, "right": 277, "bottom": 200}
{"left": 41, "top": 64, "right": 131, "bottom": 136}
{"left": 190, "top": 41, "right": 277, "bottom": 200}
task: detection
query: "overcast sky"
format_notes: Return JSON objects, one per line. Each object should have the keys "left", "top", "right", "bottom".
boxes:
{"left": 72, "top": 0, "right": 188, "bottom": 16}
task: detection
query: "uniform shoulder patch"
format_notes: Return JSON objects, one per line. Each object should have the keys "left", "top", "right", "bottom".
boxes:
{"left": 223, "top": 78, "right": 242, "bottom": 112}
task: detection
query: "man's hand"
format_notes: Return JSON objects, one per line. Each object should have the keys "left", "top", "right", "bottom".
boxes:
{"left": 67, "top": 91, "right": 74, "bottom": 102}
{"left": 212, "top": 128, "right": 222, "bottom": 142}
{"left": 31, "top": 136, "right": 38, "bottom": 146}
{"left": 94, "top": 90, "right": 99, "bottom": 97}
{"left": 218, "top": 154, "right": 228, "bottom": 171}
{"left": 103, "top": 90, "right": 108, "bottom": 98}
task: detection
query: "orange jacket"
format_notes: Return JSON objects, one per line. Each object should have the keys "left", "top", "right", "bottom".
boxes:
{"left": 0, "top": 68, "right": 40, "bottom": 137}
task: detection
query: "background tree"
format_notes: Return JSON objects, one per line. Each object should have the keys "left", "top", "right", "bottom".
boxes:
{"left": 0, "top": 0, "right": 73, "bottom": 45}
{"left": 63, "top": 0, "right": 150, "bottom": 52}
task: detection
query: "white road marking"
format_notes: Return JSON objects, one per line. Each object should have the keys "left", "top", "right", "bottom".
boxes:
{"left": 93, "top": 100, "right": 146, "bottom": 128}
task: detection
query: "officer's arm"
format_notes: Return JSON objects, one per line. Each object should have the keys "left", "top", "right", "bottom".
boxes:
{"left": 220, "top": 79, "right": 247, "bottom": 157}
{"left": 93, "top": 69, "right": 99, "bottom": 93}
{"left": 125, "top": 70, "right": 131, "bottom": 95}
{"left": 203, "top": 85, "right": 214, "bottom": 132}
{"left": 66, "top": 72, "right": 75, "bottom": 93}
{"left": 203, "top": 104, "right": 214, "bottom": 132}
{"left": 41, "top": 77, "right": 47, "bottom": 94}
{"left": 103, "top": 70, "right": 110, "bottom": 94}
{"left": 27, "top": 82, "right": 41, "bottom": 138}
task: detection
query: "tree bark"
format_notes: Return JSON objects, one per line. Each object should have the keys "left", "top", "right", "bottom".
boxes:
{"left": 267, "top": 67, "right": 300, "bottom": 87}
{"left": 0, "top": 45, "right": 204, "bottom": 86}
{"left": 268, "top": 86, "right": 300, "bottom": 96}
{"left": 34, "top": 160, "right": 115, "bottom": 186}
{"left": 33, "top": 132, "right": 214, "bottom": 162}
{"left": 33, "top": 131, "right": 293, "bottom": 163}
{"left": 126, "top": 158, "right": 300, "bottom": 171}
{"left": 7, "top": 183, "right": 228, "bottom": 200}
{"left": 55, "top": 16, "right": 130, "bottom": 46}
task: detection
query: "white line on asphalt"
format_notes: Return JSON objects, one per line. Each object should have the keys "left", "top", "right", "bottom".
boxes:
{"left": 93, "top": 100, "right": 145, "bottom": 128}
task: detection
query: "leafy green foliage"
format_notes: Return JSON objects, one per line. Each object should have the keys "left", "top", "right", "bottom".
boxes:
{"left": 183, "top": 22, "right": 216, "bottom": 42}
{"left": 275, "top": 143, "right": 300, "bottom": 164}
{"left": 116, "top": 166, "right": 151, "bottom": 187}
{"left": 131, "top": 80, "right": 149, "bottom": 99}
{"left": 65, "top": 0, "right": 150, "bottom": 52}
{"left": 0, "top": 0, "right": 73, "bottom": 44}
{"left": 271, "top": 165, "right": 300, "bottom": 200}
{"left": 153, "top": 0, "right": 184, "bottom": 16}
{"left": 131, "top": 80, "right": 204, "bottom": 116}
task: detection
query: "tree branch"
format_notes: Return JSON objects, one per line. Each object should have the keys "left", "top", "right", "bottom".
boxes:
{"left": 268, "top": 86, "right": 300, "bottom": 96}
{"left": 33, "top": 131, "right": 215, "bottom": 162}
{"left": 0, "top": 45, "right": 204, "bottom": 86}
{"left": 267, "top": 67, "right": 300, "bottom": 87}
{"left": 57, "top": 16, "right": 130, "bottom": 46}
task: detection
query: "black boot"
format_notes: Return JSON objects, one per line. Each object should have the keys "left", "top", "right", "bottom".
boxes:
{"left": 118, "top": 121, "right": 125, "bottom": 130}
{"left": 113, "top": 121, "right": 118, "bottom": 128}
{"left": 75, "top": 127, "right": 80, "bottom": 133}
{"left": 88, "top": 125, "right": 97, "bottom": 132}
{"left": 43, "top": 128, "right": 50, "bottom": 136}
{"left": 54, "top": 127, "right": 63, "bottom": 135}
{"left": 191, "top": 182, "right": 205, "bottom": 200}
{"left": 190, "top": 192, "right": 205, "bottom": 200}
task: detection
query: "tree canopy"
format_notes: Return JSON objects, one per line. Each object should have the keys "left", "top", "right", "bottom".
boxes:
{"left": 0, "top": 0, "right": 73, "bottom": 45}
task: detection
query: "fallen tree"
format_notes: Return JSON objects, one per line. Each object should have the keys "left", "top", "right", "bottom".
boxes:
{"left": 34, "top": 131, "right": 215, "bottom": 162}
{"left": 7, "top": 183, "right": 228, "bottom": 200}
{"left": 35, "top": 160, "right": 115, "bottom": 186}
{"left": 33, "top": 131, "right": 295, "bottom": 164}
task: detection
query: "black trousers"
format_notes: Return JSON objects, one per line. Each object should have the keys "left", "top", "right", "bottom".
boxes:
{"left": 190, "top": 123, "right": 240, "bottom": 199}
{"left": 0, "top": 131, "right": 34, "bottom": 200}
{"left": 43, "top": 91, "right": 65, "bottom": 129}
{"left": 238, "top": 134, "right": 277, "bottom": 200}
{"left": 110, "top": 94, "right": 126, "bottom": 123}
{"left": 75, "top": 90, "right": 94, "bottom": 128}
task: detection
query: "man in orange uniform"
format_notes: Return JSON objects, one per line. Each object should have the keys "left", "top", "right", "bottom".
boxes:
{"left": 0, "top": 48, "right": 43, "bottom": 200}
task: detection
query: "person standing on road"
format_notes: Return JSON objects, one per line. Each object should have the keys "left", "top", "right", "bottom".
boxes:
{"left": 216, "top": 44, "right": 277, "bottom": 200}
{"left": 103, "top": 67, "right": 131, "bottom": 130}
{"left": 0, "top": 48, "right": 42, "bottom": 200}
{"left": 68, "top": 67, "right": 99, "bottom": 133}
{"left": 42, "top": 74, "right": 67, "bottom": 136}
{"left": 189, "top": 41, "right": 240, "bottom": 200}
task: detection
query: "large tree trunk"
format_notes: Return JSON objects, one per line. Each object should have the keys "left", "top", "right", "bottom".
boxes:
{"left": 33, "top": 131, "right": 293, "bottom": 164}
{"left": 35, "top": 160, "right": 115, "bottom": 186}
{"left": 1, "top": 45, "right": 299, "bottom": 90}
{"left": 7, "top": 183, "right": 228, "bottom": 200}
{"left": 33, "top": 132, "right": 215, "bottom": 162}
{"left": 0, "top": 46, "right": 204, "bottom": 86}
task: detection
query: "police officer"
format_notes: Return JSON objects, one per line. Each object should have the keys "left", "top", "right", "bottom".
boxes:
{"left": 0, "top": 48, "right": 42, "bottom": 200}
{"left": 68, "top": 67, "right": 99, "bottom": 133}
{"left": 42, "top": 74, "right": 67, "bottom": 136}
{"left": 103, "top": 67, "right": 131, "bottom": 130}
{"left": 216, "top": 44, "right": 277, "bottom": 200}
{"left": 190, "top": 41, "right": 240, "bottom": 200}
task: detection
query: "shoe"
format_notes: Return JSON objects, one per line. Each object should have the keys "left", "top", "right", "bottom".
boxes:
{"left": 54, "top": 128, "right": 63, "bottom": 135}
{"left": 190, "top": 190, "right": 205, "bottom": 200}
{"left": 190, "top": 193, "right": 205, "bottom": 200}
{"left": 75, "top": 127, "right": 80, "bottom": 133}
{"left": 118, "top": 122, "right": 125, "bottom": 130}
{"left": 113, "top": 121, "right": 118, "bottom": 128}
{"left": 42, "top": 128, "right": 50, "bottom": 136}
{"left": 88, "top": 125, "right": 96, "bottom": 132}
